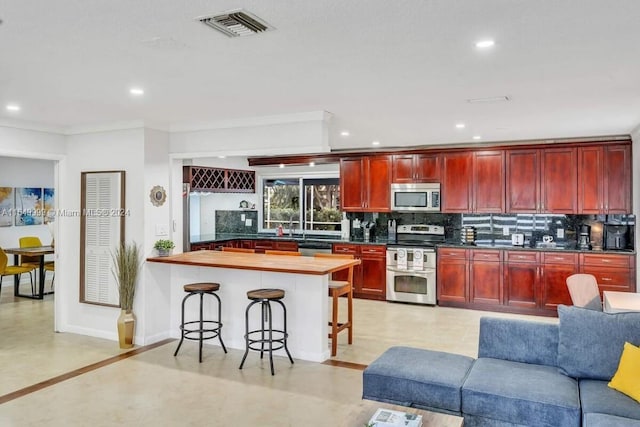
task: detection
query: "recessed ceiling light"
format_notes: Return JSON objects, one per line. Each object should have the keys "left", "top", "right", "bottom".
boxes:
{"left": 455, "top": 123, "right": 466, "bottom": 129}
{"left": 475, "top": 39, "right": 495, "bottom": 49}
{"left": 309, "top": 162, "right": 315, "bottom": 167}
{"left": 129, "top": 87, "right": 144, "bottom": 96}
{"left": 6, "top": 104, "right": 20, "bottom": 112}
{"left": 340, "top": 131, "right": 350, "bottom": 137}
{"left": 467, "top": 96, "right": 510, "bottom": 104}
{"left": 218, "top": 155, "right": 226, "bottom": 159}
{"left": 279, "top": 163, "right": 285, "bottom": 168}
{"left": 472, "top": 135, "right": 482, "bottom": 140}
{"left": 372, "top": 141, "right": 380, "bottom": 146}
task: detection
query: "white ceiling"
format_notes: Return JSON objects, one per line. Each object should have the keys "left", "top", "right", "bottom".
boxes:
{"left": 1, "top": 0, "right": 640, "bottom": 152}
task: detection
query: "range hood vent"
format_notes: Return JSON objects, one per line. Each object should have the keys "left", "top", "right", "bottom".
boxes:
{"left": 198, "top": 9, "right": 274, "bottom": 37}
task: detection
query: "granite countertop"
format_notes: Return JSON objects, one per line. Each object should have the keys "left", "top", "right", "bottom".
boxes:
{"left": 191, "top": 234, "right": 635, "bottom": 254}
{"left": 191, "top": 233, "right": 393, "bottom": 246}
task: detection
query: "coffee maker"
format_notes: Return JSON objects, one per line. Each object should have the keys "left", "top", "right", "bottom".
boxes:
{"left": 577, "top": 224, "right": 592, "bottom": 250}
{"left": 604, "top": 224, "right": 629, "bottom": 250}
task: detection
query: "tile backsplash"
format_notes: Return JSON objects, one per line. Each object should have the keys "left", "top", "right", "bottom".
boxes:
{"left": 214, "top": 210, "right": 258, "bottom": 234}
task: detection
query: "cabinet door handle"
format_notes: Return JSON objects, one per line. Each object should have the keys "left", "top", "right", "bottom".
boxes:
{"left": 601, "top": 259, "right": 611, "bottom": 263}
{"left": 601, "top": 277, "right": 613, "bottom": 281}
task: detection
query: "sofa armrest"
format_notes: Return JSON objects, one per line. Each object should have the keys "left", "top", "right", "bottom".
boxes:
{"left": 478, "top": 317, "right": 559, "bottom": 367}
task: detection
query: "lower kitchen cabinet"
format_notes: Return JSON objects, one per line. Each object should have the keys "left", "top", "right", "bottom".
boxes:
{"left": 470, "top": 250, "right": 503, "bottom": 305}
{"left": 437, "top": 248, "right": 468, "bottom": 303}
{"left": 333, "top": 243, "right": 386, "bottom": 300}
{"left": 504, "top": 251, "right": 540, "bottom": 309}
{"left": 437, "top": 247, "right": 635, "bottom": 316}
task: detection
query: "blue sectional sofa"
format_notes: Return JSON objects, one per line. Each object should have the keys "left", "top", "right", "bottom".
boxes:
{"left": 363, "top": 305, "right": 640, "bottom": 426}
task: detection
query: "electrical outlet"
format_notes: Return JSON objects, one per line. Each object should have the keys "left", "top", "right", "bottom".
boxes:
{"left": 241, "top": 214, "right": 246, "bottom": 221}
{"left": 503, "top": 226, "right": 509, "bottom": 236}
{"left": 245, "top": 219, "right": 252, "bottom": 227}
{"left": 155, "top": 224, "right": 168, "bottom": 236}
{"left": 557, "top": 228, "right": 565, "bottom": 238}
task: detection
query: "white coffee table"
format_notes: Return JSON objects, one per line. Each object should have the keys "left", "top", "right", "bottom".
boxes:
{"left": 347, "top": 400, "right": 464, "bottom": 427}
{"left": 603, "top": 291, "right": 640, "bottom": 313}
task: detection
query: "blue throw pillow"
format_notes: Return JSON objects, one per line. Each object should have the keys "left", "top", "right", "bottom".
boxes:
{"left": 557, "top": 304, "right": 640, "bottom": 380}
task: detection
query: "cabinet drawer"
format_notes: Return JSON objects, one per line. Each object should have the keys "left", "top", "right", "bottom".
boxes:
{"left": 582, "top": 267, "right": 632, "bottom": 289}
{"left": 274, "top": 241, "right": 298, "bottom": 251}
{"left": 580, "top": 254, "right": 633, "bottom": 268}
{"left": 191, "top": 243, "right": 212, "bottom": 251}
{"left": 542, "top": 252, "right": 578, "bottom": 265}
{"left": 333, "top": 244, "right": 358, "bottom": 255}
{"left": 470, "top": 250, "right": 502, "bottom": 262}
{"left": 438, "top": 248, "right": 467, "bottom": 260}
{"left": 360, "top": 245, "right": 386, "bottom": 257}
{"left": 505, "top": 251, "right": 539, "bottom": 263}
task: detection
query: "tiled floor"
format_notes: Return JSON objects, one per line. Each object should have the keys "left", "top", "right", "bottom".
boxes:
{"left": 0, "top": 282, "right": 556, "bottom": 426}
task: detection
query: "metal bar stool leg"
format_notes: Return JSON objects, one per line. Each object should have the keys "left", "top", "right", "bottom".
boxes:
{"left": 212, "top": 292, "right": 227, "bottom": 352}
{"left": 239, "top": 300, "right": 258, "bottom": 370}
{"left": 174, "top": 292, "right": 190, "bottom": 356}
{"left": 276, "top": 300, "right": 294, "bottom": 364}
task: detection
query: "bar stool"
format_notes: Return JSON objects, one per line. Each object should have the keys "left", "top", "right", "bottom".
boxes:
{"left": 314, "top": 253, "right": 354, "bottom": 357}
{"left": 174, "top": 282, "right": 227, "bottom": 363}
{"left": 239, "top": 288, "right": 294, "bottom": 375}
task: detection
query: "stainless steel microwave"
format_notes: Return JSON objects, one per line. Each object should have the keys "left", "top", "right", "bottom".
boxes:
{"left": 390, "top": 183, "right": 441, "bottom": 212}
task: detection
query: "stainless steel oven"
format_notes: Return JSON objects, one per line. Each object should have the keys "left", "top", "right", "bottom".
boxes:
{"left": 386, "top": 224, "right": 444, "bottom": 305}
{"left": 386, "top": 247, "right": 436, "bottom": 305}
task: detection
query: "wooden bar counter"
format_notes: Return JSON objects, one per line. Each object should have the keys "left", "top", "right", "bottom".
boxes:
{"left": 147, "top": 250, "right": 360, "bottom": 362}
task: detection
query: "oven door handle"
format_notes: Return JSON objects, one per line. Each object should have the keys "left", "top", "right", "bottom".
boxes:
{"left": 387, "top": 267, "right": 433, "bottom": 275}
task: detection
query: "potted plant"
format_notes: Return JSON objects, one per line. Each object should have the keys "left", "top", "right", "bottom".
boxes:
{"left": 154, "top": 239, "right": 175, "bottom": 256}
{"left": 112, "top": 242, "right": 142, "bottom": 349}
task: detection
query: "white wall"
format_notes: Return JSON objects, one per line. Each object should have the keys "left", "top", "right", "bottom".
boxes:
{"left": 57, "top": 128, "right": 145, "bottom": 340}
{"left": 0, "top": 157, "right": 55, "bottom": 251}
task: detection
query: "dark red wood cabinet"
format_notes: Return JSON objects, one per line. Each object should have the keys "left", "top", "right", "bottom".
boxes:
{"left": 469, "top": 250, "right": 503, "bottom": 305}
{"left": 473, "top": 151, "right": 505, "bottom": 213}
{"left": 540, "top": 253, "right": 578, "bottom": 311}
{"left": 542, "top": 147, "right": 577, "bottom": 213}
{"left": 504, "top": 251, "right": 540, "bottom": 309}
{"left": 506, "top": 149, "right": 540, "bottom": 213}
{"left": 340, "top": 156, "right": 391, "bottom": 212}
{"left": 578, "top": 143, "right": 631, "bottom": 214}
{"left": 436, "top": 248, "right": 468, "bottom": 303}
{"left": 441, "top": 152, "right": 472, "bottom": 212}
{"left": 333, "top": 243, "right": 386, "bottom": 300}
{"left": 392, "top": 153, "right": 440, "bottom": 183}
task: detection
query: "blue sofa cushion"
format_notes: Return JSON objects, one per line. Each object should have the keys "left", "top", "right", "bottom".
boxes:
{"left": 478, "top": 317, "right": 559, "bottom": 367}
{"left": 462, "top": 358, "right": 580, "bottom": 427}
{"left": 584, "top": 413, "right": 640, "bottom": 426}
{"left": 557, "top": 305, "right": 640, "bottom": 380}
{"left": 362, "top": 346, "right": 474, "bottom": 414}
{"left": 580, "top": 379, "right": 640, "bottom": 421}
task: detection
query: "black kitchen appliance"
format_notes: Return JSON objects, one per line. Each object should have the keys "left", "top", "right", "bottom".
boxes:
{"left": 604, "top": 224, "right": 629, "bottom": 250}
{"left": 577, "top": 224, "right": 592, "bottom": 250}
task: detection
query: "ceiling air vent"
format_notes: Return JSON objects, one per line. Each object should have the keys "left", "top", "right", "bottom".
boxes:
{"left": 197, "top": 9, "right": 274, "bottom": 37}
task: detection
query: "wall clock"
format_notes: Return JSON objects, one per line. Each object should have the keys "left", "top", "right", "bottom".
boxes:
{"left": 150, "top": 185, "right": 167, "bottom": 207}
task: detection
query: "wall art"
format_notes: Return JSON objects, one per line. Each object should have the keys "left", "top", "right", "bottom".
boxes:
{"left": 0, "top": 187, "right": 13, "bottom": 227}
{"left": 14, "top": 187, "right": 43, "bottom": 226}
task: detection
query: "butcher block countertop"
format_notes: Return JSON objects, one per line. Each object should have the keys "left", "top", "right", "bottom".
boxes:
{"left": 147, "top": 250, "right": 360, "bottom": 275}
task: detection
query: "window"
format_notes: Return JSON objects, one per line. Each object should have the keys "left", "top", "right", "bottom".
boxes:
{"left": 262, "top": 177, "right": 340, "bottom": 234}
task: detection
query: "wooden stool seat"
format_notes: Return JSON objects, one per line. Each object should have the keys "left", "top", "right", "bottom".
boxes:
{"left": 239, "top": 288, "right": 294, "bottom": 375}
{"left": 183, "top": 282, "right": 220, "bottom": 292}
{"left": 314, "top": 253, "right": 354, "bottom": 357}
{"left": 174, "top": 282, "right": 226, "bottom": 363}
{"left": 264, "top": 250, "right": 301, "bottom": 256}
{"left": 247, "top": 288, "right": 285, "bottom": 300}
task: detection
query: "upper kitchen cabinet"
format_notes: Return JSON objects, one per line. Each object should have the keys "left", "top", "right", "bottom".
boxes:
{"left": 340, "top": 155, "right": 391, "bottom": 212}
{"left": 392, "top": 153, "right": 440, "bottom": 183}
{"left": 183, "top": 166, "right": 255, "bottom": 193}
{"left": 473, "top": 150, "right": 505, "bottom": 213}
{"left": 578, "top": 143, "right": 631, "bottom": 214}
{"left": 442, "top": 152, "right": 472, "bottom": 212}
{"left": 442, "top": 151, "right": 504, "bottom": 213}
{"left": 506, "top": 147, "right": 577, "bottom": 213}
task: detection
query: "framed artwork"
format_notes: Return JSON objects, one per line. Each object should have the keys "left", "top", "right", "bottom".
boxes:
{"left": 0, "top": 187, "right": 13, "bottom": 227}
{"left": 43, "top": 188, "right": 55, "bottom": 223}
{"left": 15, "top": 187, "right": 43, "bottom": 226}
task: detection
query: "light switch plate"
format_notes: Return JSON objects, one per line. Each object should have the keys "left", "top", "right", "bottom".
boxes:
{"left": 155, "top": 224, "right": 168, "bottom": 236}
{"left": 245, "top": 219, "right": 252, "bottom": 226}
{"left": 241, "top": 214, "right": 246, "bottom": 221}
{"left": 503, "top": 226, "right": 509, "bottom": 236}
{"left": 557, "top": 228, "right": 565, "bottom": 238}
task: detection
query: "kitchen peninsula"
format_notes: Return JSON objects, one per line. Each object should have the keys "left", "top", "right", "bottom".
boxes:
{"left": 147, "top": 250, "right": 360, "bottom": 362}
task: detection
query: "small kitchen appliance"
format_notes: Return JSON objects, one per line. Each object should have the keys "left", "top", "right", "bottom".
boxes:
{"left": 461, "top": 226, "right": 476, "bottom": 245}
{"left": 511, "top": 233, "right": 525, "bottom": 246}
{"left": 577, "top": 224, "right": 592, "bottom": 250}
{"left": 387, "top": 219, "right": 397, "bottom": 242}
{"left": 604, "top": 224, "right": 629, "bottom": 250}
{"left": 362, "top": 221, "right": 375, "bottom": 242}
{"left": 386, "top": 224, "right": 445, "bottom": 305}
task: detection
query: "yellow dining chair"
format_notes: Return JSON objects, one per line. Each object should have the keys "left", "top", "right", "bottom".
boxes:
{"left": 0, "top": 247, "right": 35, "bottom": 297}
{"left": 19, "top": 236, "right": 44, "bottom": 269}
{"left": 221, "top": 247, "right": 256, "bottom": 253}
{"left": 264, "top": 250, "right": 301, "bottom": 256}
{"left": 44, "top": 262, "right": 55, "bottom": 290}
{"left": 314, "top": 253, "right": 354, "bottom": 357}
